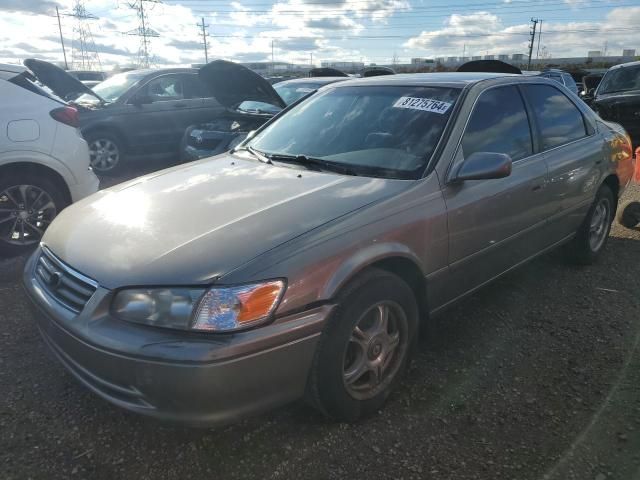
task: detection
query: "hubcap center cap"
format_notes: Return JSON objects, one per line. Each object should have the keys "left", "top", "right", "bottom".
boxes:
{"left": 368, "top": 338, "right": 384, "bottom": 359}
{"left": 18, "top": 211, "right": 29, "bottom": 220}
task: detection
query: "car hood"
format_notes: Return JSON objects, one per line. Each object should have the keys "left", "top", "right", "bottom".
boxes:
{"left": 43, "top": 154, "right": 407, "bottom": 288}
{"left": 199, "top": 60, "right": 286, "bottom": 109}
{"left": 23, "top": 58, "right": 103, "bottom": 103}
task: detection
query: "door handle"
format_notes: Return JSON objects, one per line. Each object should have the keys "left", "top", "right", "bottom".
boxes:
{"left": 532, "top": 184, "right": 543, "bottom": 192}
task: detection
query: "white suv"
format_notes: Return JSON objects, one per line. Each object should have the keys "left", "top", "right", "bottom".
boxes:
{"left": 0, "top": 63, "right": 98, "bottom": 255}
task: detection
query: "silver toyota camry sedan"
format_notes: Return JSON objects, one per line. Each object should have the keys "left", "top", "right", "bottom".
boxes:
{"left": 24, "top": 72, "right": 634, "bottom": 426}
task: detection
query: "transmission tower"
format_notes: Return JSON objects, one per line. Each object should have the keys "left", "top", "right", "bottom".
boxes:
{"left": 66, "top": 1, "right": 102, "bottom": 70}
{"left": 127, "top": 0, "right": 161, "bottom": 68}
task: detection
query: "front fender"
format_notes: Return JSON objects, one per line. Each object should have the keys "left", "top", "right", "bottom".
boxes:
{"left": 319, "top": 242, "right": 425, "bottom": 300}
{"left": 0, "top": 150, "right": 75, "bottom": 185}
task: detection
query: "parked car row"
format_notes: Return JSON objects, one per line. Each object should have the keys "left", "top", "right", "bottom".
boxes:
{"left": 20, "top": 65, "right": 634, "bottom": 426}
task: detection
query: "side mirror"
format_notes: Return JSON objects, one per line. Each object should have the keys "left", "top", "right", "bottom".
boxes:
{"left": 453, "top": 152, "right": 512, "bottom": 182}
{"left": 130, "top": 93, "right": 153, "bottom": 105}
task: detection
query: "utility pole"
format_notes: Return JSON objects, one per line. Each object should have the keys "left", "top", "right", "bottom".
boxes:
{"left": 197, "top": 17, "right": 209, "bottom": 63}
{"left": 462, "top": 43, "right": 466, "bottom": 59}
{"left": 527, "top": 18, "right": 539, "bottom": 70}
{"left": 536, "top": 19, "right": 542, "bottom": 59}
{"left": 310, "top": 52, "right": 313, "bottom": 69}
{"left": 55, "top": 6, "right": 68, "bottom": 69}
{"left": 271, "top": 40, "right": 274, "bottom": 75}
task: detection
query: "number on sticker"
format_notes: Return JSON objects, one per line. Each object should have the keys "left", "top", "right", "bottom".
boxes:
{"left": 393, "top": 97, "right": 452, "bottom": 114}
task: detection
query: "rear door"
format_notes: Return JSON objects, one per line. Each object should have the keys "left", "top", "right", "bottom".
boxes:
{"left": 521, "top": 83, "right": 601, "bottom": 239}
{"left": 441, "top": 84, "right": 551, "bottom": 302}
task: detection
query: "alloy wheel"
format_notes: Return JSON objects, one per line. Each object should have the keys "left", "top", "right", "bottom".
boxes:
{"left": 89, "top": 138, "right": 120, "bottom": 172}
{"left": 0, "top": 185, "right": 57, "bottom": 245}
{"left": 343, "top": 301, "right": 409, "bottom": 400}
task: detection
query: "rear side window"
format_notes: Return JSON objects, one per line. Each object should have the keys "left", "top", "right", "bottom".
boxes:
{"left": 182, "top": 74, "right": 213, "bottom": 99}
{"left": 524, "top": 84, "right": 587, "bottom": 150}
{"left": 462, "top": 85, "right": 533, "bottom": 161}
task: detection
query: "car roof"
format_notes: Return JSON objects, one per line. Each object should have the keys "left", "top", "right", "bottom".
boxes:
{"left": 114, "top": 67, "right": 197, "bottom": 77}
{"left": 608, "top": 60, "right": 640, "bottom": 71}
{"left": 0, "top": 63, "right": 27, "bottom": 75}
{"left": 276, "top": 76, "right": 348, "bottom": 86}
{"left": 330, "top": 72, "right": 520, "bottom": 88}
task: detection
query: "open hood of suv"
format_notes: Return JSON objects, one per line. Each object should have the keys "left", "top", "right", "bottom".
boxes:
{"left": 199, "top": 60, "right": 286, "bottom": 109}
{"left": 23, "top": 58, "right": 104, "bottom": 102}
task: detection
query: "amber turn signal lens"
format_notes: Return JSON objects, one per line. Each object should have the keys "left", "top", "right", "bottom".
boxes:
{"left": 236, "top": 281, "right": 284, "bottom": 323}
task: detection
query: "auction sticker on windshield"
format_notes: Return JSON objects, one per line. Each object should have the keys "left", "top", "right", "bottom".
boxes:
{"left": 393, "top": 97, "right": 452, "bottom": 114}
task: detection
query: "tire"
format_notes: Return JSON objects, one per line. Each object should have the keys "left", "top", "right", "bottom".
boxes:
{"left": 0, "top": 172, "right": 67, "bottom": 257}
{"left": 306, "top": 269, "right": 419, "bottom": 421}
{"left": 85, "top": 131, "right": 125, "bottom": 175}
{"left": 617, "top": 201, "right": 640, "bottom": 229}
{"left": 563, "top": 184, "right": 615, "bottom": 265}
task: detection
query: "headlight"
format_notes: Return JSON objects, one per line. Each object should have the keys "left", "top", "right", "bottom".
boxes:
{"left": 112, "top": 280, "right": 285, "bottom": 332}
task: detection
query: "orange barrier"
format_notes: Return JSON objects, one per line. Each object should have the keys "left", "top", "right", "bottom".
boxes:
{"left": 635, "top": 147, "right": 640, "bottom": 184}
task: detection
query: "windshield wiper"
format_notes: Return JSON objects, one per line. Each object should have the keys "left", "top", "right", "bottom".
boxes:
{"left": 239, "top": 147, "right": 273, "bottom": 165}
{"left": 265, "top": 152, "right": 358, "bottom": 176}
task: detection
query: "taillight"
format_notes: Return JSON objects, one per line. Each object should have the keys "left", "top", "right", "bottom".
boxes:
{"left": 50, "top": 106, "right": 79, "bottom": 128}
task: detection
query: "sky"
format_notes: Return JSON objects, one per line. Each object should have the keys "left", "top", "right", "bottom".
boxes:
{"left": 0, "top": 0, "right": 638, "bottom": 70}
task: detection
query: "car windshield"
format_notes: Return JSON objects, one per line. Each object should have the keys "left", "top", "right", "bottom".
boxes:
{"left": 274, "top": 82, "right": 323, "bottom": 105}
{"left": 76, "top": 71, "right": 146, "bottom": 103}
{"left": 598, "top": 65, "right": 640, "bottom": 94}
{"left": 249, "top": 85, "right": 461, "bottom": 179}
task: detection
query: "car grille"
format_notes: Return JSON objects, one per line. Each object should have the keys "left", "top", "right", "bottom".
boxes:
{"left": 34, "top": 247, "right": 98, "bottom": 314}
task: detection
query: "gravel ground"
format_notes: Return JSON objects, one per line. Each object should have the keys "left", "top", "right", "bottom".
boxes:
{"left": 1, "top": 177, "right": 640, "bottom": 480}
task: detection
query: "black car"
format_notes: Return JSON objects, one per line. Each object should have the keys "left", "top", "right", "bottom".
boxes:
{"left": 181, "top": 65, "right": 348, "bottom": 162}
{"left": 592, "top": 61, "right": 640, "bottom": 148}
{"left": 25, "top": 59, "right": 227, "bottom": 174}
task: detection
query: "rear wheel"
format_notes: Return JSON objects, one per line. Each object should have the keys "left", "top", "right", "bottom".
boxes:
{"left": 307, "top": 269, "right": 418, "bottom": 421}
{"left": 0, "top": 173, "right": 67, "bottom": 256}
{"left": 86, "top": 131, "right": 124, "bottom": 175}
{"left": 563, "top": 184, "right": 614, "bottom": 264}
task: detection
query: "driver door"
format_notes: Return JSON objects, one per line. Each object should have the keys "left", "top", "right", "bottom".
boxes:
{"left": 440, "top": 85, "right": 552, "bottom": 303}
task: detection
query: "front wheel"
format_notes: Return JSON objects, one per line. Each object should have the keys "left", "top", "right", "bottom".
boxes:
{"left": 307, "top": 269, "right": 418, "bottom": 421}
{"left": 617, "top": 201, "right": 640, "bottom": 229}
{"left": 563, "top": 184, "right": 614, "bottom": 264}
{"left": 0, "top": 173, "right": 67, "bottom": 256}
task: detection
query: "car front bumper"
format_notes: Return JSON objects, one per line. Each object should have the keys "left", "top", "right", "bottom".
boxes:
{"left": 23, "top": 249, "right": 332, "bottom": 426}
{"left": 68, "top": 167, "right": 100, "bottom": 202}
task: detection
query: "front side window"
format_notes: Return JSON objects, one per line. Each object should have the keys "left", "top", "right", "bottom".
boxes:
{"left": 462, "top": 85, "right": 533, "bottom": 161}
{"left": 142, "top": 75, "right": 184, "bottom": 101}
{"left": 524, "top": 84, "right": 587, "bottom": 150}
{"left": 249, "top": 85, "right": 461, "bottom": 179}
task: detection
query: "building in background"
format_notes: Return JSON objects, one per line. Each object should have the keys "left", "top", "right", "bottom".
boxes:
{"left": 498, "top": 54, "right": 509, "bottom": 61}
{"left": 320, "top": 61, "right": 364, "bottom": 73}
{"left": 622, "top": 49, "right": 636, "bottom": 57}
{"left": 411, "top": 57, "right": 434, "bottom": 64}
{"left": 472, "top": 56, "right": 482, "bottom": 61}
{"left": 484, "top": 55, "right": 495, "bottom": 60}
{"left": 512, "top": 53, "right": 525, "bottom": 61}
{"left": 588, "top": 51, "right": 602, "bottom": 58}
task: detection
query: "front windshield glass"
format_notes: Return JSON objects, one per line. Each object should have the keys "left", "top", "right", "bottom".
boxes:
{"left": 598, "top": 65, "right": 640, "bottom": 94}
{"left": 273, "top": 82, "right": 322, "bottom": 105}
{"left": 249, "top": 85, "right": 461, "bottom": 179}
{"left": 76, "top": 71, "right": 146, "bottom": 103}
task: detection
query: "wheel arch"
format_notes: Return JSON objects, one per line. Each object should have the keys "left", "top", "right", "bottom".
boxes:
{"left": 0, "top": 161, "right": 71, "bottom": 204}
{"left": 603, "top": 174, "right": 620, "bottom": 215}
{"left": 320, "top": 243, "right": 429, "bottom": 320}
{"left": 82, "top": 123, "right": 128, "bottom": 148}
